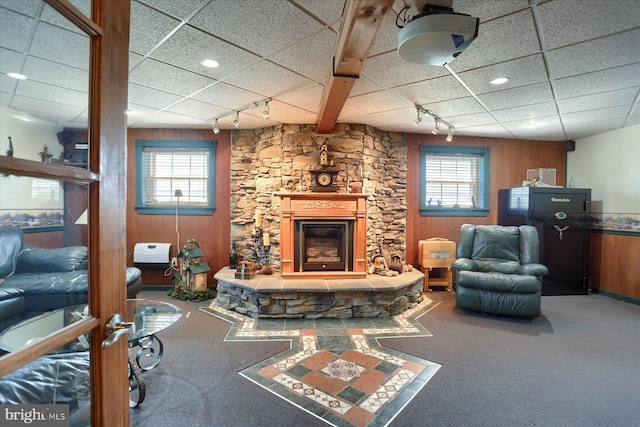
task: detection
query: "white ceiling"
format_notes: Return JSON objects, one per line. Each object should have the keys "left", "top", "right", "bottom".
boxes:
{"left": 1, "top": 0, "right": 640, "bottom": 141}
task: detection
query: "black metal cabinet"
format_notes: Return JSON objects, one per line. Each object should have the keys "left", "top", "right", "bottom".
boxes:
{"left": 498, "top": 187, "right": 591, "bottom": 295}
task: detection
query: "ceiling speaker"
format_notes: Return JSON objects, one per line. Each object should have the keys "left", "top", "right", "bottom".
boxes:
{"left": 566, "top": 140, "right": 576, "bottom": 152}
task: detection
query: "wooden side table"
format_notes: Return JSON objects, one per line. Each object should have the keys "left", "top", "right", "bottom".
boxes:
{"left": 418, "top": 238, "right": 456, "bottom": 292}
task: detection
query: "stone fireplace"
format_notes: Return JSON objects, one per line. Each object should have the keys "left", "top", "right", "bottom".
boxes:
{"left": 279, "top": 192, "right": 367, "bottom": 278}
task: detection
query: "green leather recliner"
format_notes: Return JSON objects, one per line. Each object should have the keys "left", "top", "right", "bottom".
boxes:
{"left": 453, "top": 224, "right": 549, "bottom": 318}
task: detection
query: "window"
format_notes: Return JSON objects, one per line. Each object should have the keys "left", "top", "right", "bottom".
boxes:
{"left": 419, "top": 145, "right": 489, "bottom": 216}
{"left": 135, "top": 139, "right": 216, "bottom": 215}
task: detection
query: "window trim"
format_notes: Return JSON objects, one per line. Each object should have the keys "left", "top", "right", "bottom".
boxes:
{"left": 135, "top": 139, "right": 217, "bottom": 215}
{"left": 419, "top": 144, "right": 490, "bottom": 217}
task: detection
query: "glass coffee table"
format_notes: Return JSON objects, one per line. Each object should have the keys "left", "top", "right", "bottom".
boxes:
{"left": 0, "top": 299, "right": 182, "bottom": 407}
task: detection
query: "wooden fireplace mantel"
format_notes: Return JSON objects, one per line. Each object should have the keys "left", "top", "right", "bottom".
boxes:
{"left": 278, "top": 192, "right": 368, "bottom": 279}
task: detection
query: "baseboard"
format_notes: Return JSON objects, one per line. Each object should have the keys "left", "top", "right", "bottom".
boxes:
{"left": 592, "top": 288, "right": 640, "bottom": 306}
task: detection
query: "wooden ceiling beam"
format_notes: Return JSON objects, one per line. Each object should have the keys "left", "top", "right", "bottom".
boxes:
{"left": 316, "top": 0, "right": 394, "bottom": 134}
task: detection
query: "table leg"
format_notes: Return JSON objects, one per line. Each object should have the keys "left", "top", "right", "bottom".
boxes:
{"left": 134, "top": 335, "right": 164, "bottom": 371}
{"left": 128, "top": 348, "right": 146, "bottom": 408}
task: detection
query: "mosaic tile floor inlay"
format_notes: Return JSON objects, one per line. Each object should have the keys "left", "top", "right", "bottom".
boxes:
{"left": 200, "top": 296, "right": 441, "bottom": 427}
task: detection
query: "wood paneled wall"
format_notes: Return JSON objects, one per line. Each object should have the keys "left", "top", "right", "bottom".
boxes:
{"left": 405, "top": 133, "right": 567, "bottom": 267}
{"left": 126, "top": 128, "right": 231, "bottom": 286}
{"left": 589, "top": 233, "right": 640, "bottom": 299}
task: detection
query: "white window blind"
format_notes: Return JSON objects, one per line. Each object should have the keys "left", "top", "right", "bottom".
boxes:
{"left": 425, "top": 154, "right": 483, "bottom": 208}
{"left": 142, "top": 147, "right": 209, "bottom": 206}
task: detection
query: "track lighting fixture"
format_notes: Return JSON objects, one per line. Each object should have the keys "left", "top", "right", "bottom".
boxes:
{"left": 414, "top": 108, "right": 422, "bottom": 125}
{"left": 446, "top": 126, "right": 453, "bottom": 142}
{"left": 209, "top": 97, "right": 272, "bottom": 131}
{"left": 432, "top": 119, "right": 439, "bottom": 134}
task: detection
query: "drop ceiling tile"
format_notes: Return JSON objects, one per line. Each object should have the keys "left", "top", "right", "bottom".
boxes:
{"left": 493, "top": 101, "right": 558, "bottom": 123}
{"left": 443, "top": 112, "right": 498, "bottom": 129}
{"left": 130, "top": 1, "right": 181, "bottom": 55}
{"left": 478, "top": 82, "right": 553, "bottom": 111}
{"left": 368, "top": 5, "right": 406, "bottom": 57}
{"left": 391, "top": 75, "right": 471, "bottom": 106}
{"left": 224, "top": 60, "right": 315, "bottom": 99}
{"left": 0, "top": 1, "right": 40, "bottom": 17}
{"left": 536, "top": 0, "right": 640, "bottom": 50}
{"left": 269, "top": 28, "right": 336, "bottom": 84}
{"left": 350, "top": 75, "right": 385, "bottom": 97}
{"left": 22, "top": 56, "right": 88, "bottom": 92}
{"left": 190, "top": 0, "right": 325, "bottom": 58}
{"left": 191, "top": 82, "right": 261, "bottom": 110}
{"left": 547, "top": 30, "right": 640, "bottom": 80}
{"left": 0, "top": 48, "right": 24, "bottom": 74}
{"left": 428, "top": 96, "right": 486, "bottom": 118}
{"left": 563, "top": 117, "right": 627, "bottom": 140}
{"left": 455, "top": 54, "right": 549, "bottom": 95}
{"left": 15, "top": 80, "right": 86, "bottom": 107}
{"left": 0, "top": 7, "right": 34, "bottom": 52}
{"left": 136, "top": 0, "right": 206, "bottom": 21}
{"left": 126, "top": 102, "right": 166, "bottom": 124}
{"left": 448, "top": 9, "right": 540, "bottom": 73}
{"left": 260, "top": 100, "right": 318, "bottom": 123}
{"left": 454, "top": 123, "right": 514, "bottom": 139}
{"left": 501, "top": 115, "right": 565, "bottom": 140}
{"left": 40, "top": 1, "right": 91, "bottom": 34}
{"left": 453, "top": 0, "right": 529, "bottom": 23}
{"left": 129, "top": 58, "right": 215, "bottom": 97}
{"left": 166, "top": 98, "right": 227, "bottom": 121}
{"left": 129, "top": 52, "right": 144, "bottom": 71}
{"left": 295, "top": 0, "right": 344, "bottom": 26}
{"left": 362, "top": 50, "right": 448, "bottom": 89}
{"left": 30, "top": 22, "right": 89, "bottom": 70}
{"left": 128, "top": 83, "right": 183, "bottom": 109}
{"left": 557, "top": 88, "right": 639, "bottom": 115}
{"left": 562, "top": 105, "right": 632, "bottom": 126}
{"left": 150, "top": 25, "right": 260, "bottom": 80}
{"left": 554, "top": 64, "right": 640, "bottom": 99}
{"left": 344, "top": 90, "right": 409, "bottom": 115}
{"left": 10, "top": 94, "right": 86, "bottom": 123}
{"left": 276, "top": 83, "right": 323, "bottom": 113}
{"left": 0, "top": 74, "right": 17, "bottom": 94}
{"left": 131, "top": 110, "right": 211, "bottom": 128}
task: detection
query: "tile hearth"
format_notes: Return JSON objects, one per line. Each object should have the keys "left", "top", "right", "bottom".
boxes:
{"left": 200, "top": 295, "right": 441, "bottom": 427}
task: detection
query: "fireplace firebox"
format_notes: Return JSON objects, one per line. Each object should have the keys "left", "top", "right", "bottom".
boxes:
{"left": 279, "top": 193, "right": 368, "bottom": 279}
{"left": 295, "top": 220, "right": 354, "bottom": 272}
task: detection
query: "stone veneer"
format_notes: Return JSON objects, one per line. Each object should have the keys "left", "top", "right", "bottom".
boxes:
{"left": 230, "top": 123, "right": 407, "bottom": 270}
{"left": 214, "top": 267, "right": 424, "bottom": 319}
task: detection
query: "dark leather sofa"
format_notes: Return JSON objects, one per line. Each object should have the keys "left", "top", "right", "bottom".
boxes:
{"left": 0, "top": 226, "right": 143, "bottom": 425}
{"left": 0, "top": 225, "right": 143, "bottom": 332}
{"left": 453, "top": 224, "right": 548, "bottom": 318}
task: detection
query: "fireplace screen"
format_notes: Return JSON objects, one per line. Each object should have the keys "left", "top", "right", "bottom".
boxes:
{"left": 295, "top": 220, "right": 354, "bottom": 272}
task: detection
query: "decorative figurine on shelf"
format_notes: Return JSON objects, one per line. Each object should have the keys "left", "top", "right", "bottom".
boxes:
{"left": 169, "top": 239, "right": 213, "bottom": 301}
{"left": 368, "top": 255, "right": 399, "bottom": 276}
{"left": 7, "top": 136, "right": 14, "bottom": 156}
{"left": 320, "top": 143, "right": 329, "bottom": 167}
{"left": 229, "top": 241, "right": 239, "bottom": 269}
{"left": 38, "top": 144, "right": 53, "bottom": 163}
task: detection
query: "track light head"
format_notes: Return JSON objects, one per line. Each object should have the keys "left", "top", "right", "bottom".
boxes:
{"left": 233, "top": 111, "right": 240, "bottom": 128}
{"left": 446, "top": 126, "right": 453, "bottom": 142}
{"left": 212, "top": 119, "right": 220, "bottom": 134}
{"left": 414, "top": 109, "right": 422, "bottom": 125}
{"left": 262, "top": 101, "right": 270, "bottom": 120}
{"left": 432, "top": 119, "right": 440, "bottom": 134}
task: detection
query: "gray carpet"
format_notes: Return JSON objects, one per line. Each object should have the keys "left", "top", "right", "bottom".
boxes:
{"left": 130, "top": 290, "right": 640, "bottom": 427}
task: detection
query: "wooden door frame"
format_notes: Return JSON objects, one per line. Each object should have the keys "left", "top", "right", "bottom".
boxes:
{"left": 0, "top": 1, "right": 131, "bottom": 426}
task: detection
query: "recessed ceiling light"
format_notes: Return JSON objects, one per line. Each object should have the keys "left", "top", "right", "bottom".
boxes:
{"left": 201, "top": 59, "right": 219, "bottom": 68}
{"left": 7, "top": 72, "right": 27, "bottom": 80}
{"left": 490, "top": 77, "right": 509, "bottom": 85}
